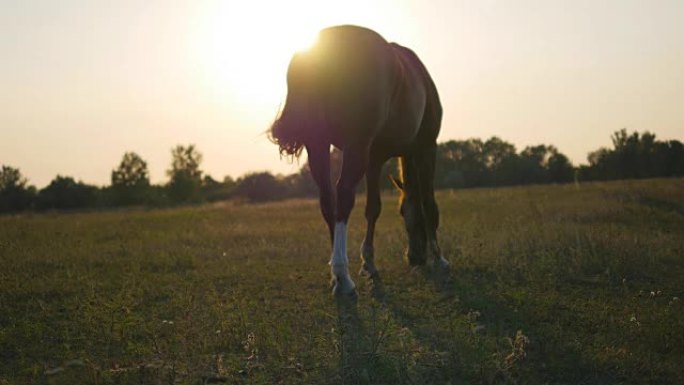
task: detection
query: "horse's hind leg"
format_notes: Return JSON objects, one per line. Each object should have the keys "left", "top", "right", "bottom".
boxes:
{"left": 399, "top": 155, "right": 428, "bottom": 265}
{"left": 360, "top": 152, "right": 385, "bottom": 278}
{"left": 416, "top": 144, "right": 449, "bottom": 268}
{"left": 331, "top": 144, "right": 369, "bottom": 297}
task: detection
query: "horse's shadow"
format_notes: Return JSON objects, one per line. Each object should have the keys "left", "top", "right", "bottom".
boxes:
{"left": 334, "top": 265, "right": 629, "bottom": 384}
{"left": 333, "top": 271, "right": 455, "bottom": 384}
{"left": 334, "top": 296, "right": 364, "bottom": 384}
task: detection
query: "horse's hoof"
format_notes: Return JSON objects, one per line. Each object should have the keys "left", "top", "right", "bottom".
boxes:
{"left": 332, "top": 284, "right": 357, "bottom": 299}
{"left": 331, "top": 275, "right": 357, "bottom": 298}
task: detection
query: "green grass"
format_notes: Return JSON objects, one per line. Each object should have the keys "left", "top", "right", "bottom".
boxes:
{"left": 1, "top": 178, "right": 683, "bottom": 384}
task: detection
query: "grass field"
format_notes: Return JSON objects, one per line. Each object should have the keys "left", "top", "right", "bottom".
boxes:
{"left": 1, "top": 178, "right": 683, "bottom": 384}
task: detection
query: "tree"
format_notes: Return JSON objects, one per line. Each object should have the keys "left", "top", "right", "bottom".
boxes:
{"left": 546, "top": 151, "right": 574, "bottom": 183}
{"left": 37, "top": 176, "right": 99, "bottom": 210}
{"left": 223, "top": 175, "right": 237, "bottom": 189}
{"left": 289, "top": 166, "right": 318, "bottom": 197}
{"left": 518, "top": 145, "right": 550, "bottom": 184}
{"left": 483, "top": 137, "right": 518, "bottom": 186}
{"left": 201, "top": 174, "right": 236, "bottom": 202}
{"left": 234, "top": 172, "right": 288, "bottom": 202}
{"left": 202, "top": 175, "right": 220, "bottom": 189}
{"left": 435, "top": 139, "right": 488, "bottom": 188}
{"left": 0, "top": 165, "right": 36, "bottom": 212}
{"left": 661, "top": 140, "right": 684, "bottom": 176}
{"left": 111, "top": 152, "right": 150, "bottom": 205}
{"left": 517, "top": 145, "right": 574, "bottom": 184}
{"left": 0, "top": 165, "right": 26, "bottom": 191}
{"left": 580, "top": 129, "right": 684, "bottom": 181}
{"left": 167, "top": 145, "right": 203, "bottom": 203}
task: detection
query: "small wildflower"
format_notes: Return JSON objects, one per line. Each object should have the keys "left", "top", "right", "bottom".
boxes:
{"left": 650, "top": 291, "right": 656, "bottom": 297}
{"left": 216, "top": 329, "right": 221, "bottom": 334}
{"left": 504, "top": 330, "right": 530, "bottom": 368}
{"left": 467, "top": 310, "right": 481, "bottom": 321}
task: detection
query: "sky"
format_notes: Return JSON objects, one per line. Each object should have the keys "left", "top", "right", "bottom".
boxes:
{"left": 1, "top": 0, "right": 683, "bottom": 188}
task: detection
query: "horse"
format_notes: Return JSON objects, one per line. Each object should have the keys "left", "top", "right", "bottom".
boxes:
{"left": 270, "top": 25, "right": 449, "bottom": 297}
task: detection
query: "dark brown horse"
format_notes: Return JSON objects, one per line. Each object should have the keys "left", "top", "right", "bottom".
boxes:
{"left": 270, "top": 25, "right": 448, "bottom": 297}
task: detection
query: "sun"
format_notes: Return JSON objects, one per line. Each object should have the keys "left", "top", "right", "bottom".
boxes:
{"left": 191, "top": 0, "right": 415, "bottom": 122}
{"left": 192, "top": 1, "right": 327, "bottom": 116}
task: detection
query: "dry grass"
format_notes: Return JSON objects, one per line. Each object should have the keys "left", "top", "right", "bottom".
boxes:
{"left": 1, "top": 178, "right": 683, "bottom": 384}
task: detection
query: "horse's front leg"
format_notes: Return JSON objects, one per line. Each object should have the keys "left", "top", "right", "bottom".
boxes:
{"left": 331, "top": 144, "right": 369, "bottom": 297}
{"left": 306, "top": 144, "right": 335, "bottom": 245}
{"left": 360, "top": 153, "right": 385, "bottom": 278}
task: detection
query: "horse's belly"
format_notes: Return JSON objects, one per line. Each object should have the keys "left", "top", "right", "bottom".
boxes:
{"left": 373, "top": 89, "right": 426, "bottom": 150}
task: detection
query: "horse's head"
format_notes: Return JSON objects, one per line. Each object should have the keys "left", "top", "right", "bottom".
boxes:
{"left": 390, "top": 174, "right": 428, "bottom": 265}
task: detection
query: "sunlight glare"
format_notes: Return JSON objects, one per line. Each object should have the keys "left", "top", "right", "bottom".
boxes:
{"left": 192, "top": 0, "right": 415, "bottom": 124}
{"left": 193, "top": 1, "right": 325, "bottom": 116}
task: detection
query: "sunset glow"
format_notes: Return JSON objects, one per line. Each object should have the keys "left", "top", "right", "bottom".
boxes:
{"left": 193, "top": 1, "right": 317, "bottom": 111}
{"left": 191, "top": 0, "right": 413, "bottom": 117}
{"left": 1, "top": 0, "right": 682, "bottom": 187}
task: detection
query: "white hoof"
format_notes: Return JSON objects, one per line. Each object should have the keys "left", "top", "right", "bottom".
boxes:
{"left": 331, "top": 275, "right": 357, "bottom": 297}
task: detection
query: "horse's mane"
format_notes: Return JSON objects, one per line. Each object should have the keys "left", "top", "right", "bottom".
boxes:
{"left": 268, "top": 109, "right": 305, "bottom": 161}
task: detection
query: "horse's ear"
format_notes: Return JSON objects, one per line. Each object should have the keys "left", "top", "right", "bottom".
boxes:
{"left": 389, "top": 175, "right": 404, "bottom": 192}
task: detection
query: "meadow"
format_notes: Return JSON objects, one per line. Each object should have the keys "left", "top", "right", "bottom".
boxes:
{"left": 1, "top": 178, "right": 683, "bottom": 384}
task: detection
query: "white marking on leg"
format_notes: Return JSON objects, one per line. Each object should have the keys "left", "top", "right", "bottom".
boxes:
{"left": 331, "top": 222, "right": 349, "bottom": 276}
{"left": 330, "top": 221, "right": 355, "bottom": 295}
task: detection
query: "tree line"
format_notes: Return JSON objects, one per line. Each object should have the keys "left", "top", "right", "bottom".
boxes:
{"left": 1, "top": 129, "right": 682, "bottom": 213}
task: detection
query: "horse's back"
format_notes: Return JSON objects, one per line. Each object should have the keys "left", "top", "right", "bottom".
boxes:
{"left": 314, "top": 28, "right": 441, "bottom": 152}
{"left": 272, "top": 25, "right": 440, "bottom": 155}
{"left": 293, "top": 26, "right": 397, "bottom": 146}
{"left": 318, "top": 25, "right": 387, "bottom": 45}
{"left": 368, "top": 42, "right": 441, "bottom": 155}
{"left": 386, "top": 43, "right": 442, "bottom": 149}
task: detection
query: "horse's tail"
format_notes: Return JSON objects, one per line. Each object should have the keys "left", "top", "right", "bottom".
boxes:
{"left": 268, "top": 51, "right": 326, "bottom": 160}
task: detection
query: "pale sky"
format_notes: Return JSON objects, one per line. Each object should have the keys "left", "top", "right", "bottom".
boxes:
{"left": 1, "top": 0, "right": 683, "bottom": 188}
